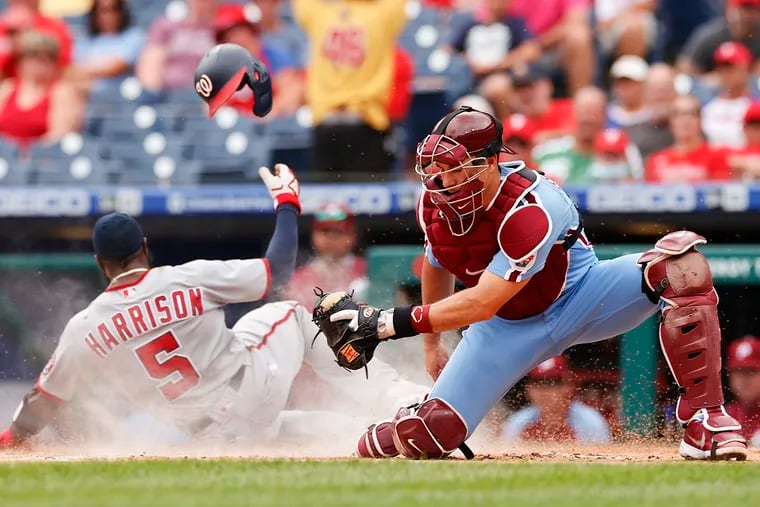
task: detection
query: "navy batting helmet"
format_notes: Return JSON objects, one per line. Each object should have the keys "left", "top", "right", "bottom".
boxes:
{"left": 194, "top": 43, "right": 272, "bottom": 118}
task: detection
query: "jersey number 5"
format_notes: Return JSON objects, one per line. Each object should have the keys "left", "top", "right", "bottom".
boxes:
{"left": 135, "top": 331, "right": 200, "bottom": 401}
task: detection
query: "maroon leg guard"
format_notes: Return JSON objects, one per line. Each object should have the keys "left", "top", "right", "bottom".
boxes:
{"left": 391, "top": 398, "right": 468, "bottom": 460}
{"left": 356, "top": 405, "right": 417, "bottom": 458}
{"left": 639, "top": 231, "right": 746, "bottom": 460}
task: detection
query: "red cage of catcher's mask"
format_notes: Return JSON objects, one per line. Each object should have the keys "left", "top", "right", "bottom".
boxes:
{"left": 415, "top": 106, "right": 514, "bottom": 236}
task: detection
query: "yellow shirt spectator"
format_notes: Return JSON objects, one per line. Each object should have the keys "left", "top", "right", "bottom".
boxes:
{"left": 294, "top": 0, "right": 406, "bottom": 132}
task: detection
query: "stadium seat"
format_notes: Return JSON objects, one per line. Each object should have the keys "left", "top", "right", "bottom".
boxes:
{"left": 190, "top": 130, "right": 273, "bottom": 183}
{"left": 259, "top": 115, "right": 311, "bottom": 175}
{"left": 28, "top": 135, "right": 112, "bottom": 185}
{"left": 116, "top": 158, "right": 202, "bottom": 187}
{"left": 0, "top": 139, "right": 28, "bottom": 185}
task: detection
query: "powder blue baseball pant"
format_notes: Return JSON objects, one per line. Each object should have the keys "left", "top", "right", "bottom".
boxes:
{"left": 428, "top": 253, "right": 659, "bottom": 437}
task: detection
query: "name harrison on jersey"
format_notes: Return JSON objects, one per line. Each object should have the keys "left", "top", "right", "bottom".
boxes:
{"left": 84, "top": 288, "right": 204, "bottom": 358}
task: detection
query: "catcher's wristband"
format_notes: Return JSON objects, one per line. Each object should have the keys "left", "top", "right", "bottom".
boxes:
{"left": 392, "top": 305, "right": 433, "bottom": 338}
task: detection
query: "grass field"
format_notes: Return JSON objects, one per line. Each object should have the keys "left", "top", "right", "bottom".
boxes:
{"left": 1, "top": 458, "right": 758, "bottom": 507}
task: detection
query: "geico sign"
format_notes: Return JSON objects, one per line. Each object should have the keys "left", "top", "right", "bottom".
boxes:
{"left": 587, "top": 184, "right": 697, "bottom": 213}
{"left": 301, "top": 186, "right": 393, "bottom": 214}
{"left": 0, "top": 188, "right": 91, "bottom": 216}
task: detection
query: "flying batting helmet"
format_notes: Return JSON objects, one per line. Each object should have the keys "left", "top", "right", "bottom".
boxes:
{"left": 194, "top": 43, "right": 272, "bottom": 118}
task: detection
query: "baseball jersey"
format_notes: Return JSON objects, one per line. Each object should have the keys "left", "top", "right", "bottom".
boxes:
{"left": 702, "top": 96, "right": 751, "bottom": 149}
{"left": 37, "top": 259, "right": 270, "bottom": 425}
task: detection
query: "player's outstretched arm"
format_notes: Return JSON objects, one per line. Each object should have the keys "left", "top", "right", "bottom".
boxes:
{"left": 420, "top": 254, "right": 454, "bottom": 380}
{"left": 0, "top": 387, "right": 64, "bottom": 449}
{"left": 314, "top": 273, "right": 530, "bottom": 370}
{"left": 259, "top": 164, "right": 300, "bottom": 291}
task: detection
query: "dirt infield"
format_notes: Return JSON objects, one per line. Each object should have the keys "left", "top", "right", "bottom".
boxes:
{"left": 0, "top": 442, "right": 756, "bottom": 463}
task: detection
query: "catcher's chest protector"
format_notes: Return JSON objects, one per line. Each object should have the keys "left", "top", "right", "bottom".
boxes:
{"left": 421, "top": 170, "right": 570, "bottom": 320}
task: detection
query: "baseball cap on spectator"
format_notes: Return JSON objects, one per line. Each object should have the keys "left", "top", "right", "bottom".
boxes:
{"left": 714, "top": 41, "right": 753, "bottom": 66}
{"left": 593, "top": 128, "right": 630, "bottom": 156}
{"left": 726, "top": 335, "right": 760, "bottom": 370}
{"left": 744, "top": 102, "right": 760, "bottom": 123}
{"left": 526, "top": 356, "right": 572, "bottom": 383}
{"left": 214, "top": 3, "right": 262, "bottom": 42}
{"left": 92, "top": 213, "right": 145, "bottom": 261}
{"left": 609, "top": 55, "right": 649, "bottom": 82}
{"left": 502, "top": 114, "right": 536, "bottom": 144}
{"left": 510, "top": 64, "right": 545, "bottom": 87}
{"left": 313, "top": 203, "right": 355, "bottom": 233}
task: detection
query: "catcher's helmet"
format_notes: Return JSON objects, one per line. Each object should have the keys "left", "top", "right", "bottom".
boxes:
{"left": 194, "top": 43, "right": 272, "bottom": 118}
{"left": 416, "top": 106, "right": 515, "bottom": 236}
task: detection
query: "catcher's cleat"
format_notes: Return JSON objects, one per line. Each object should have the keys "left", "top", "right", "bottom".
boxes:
{"left": 679, "top": 408, "right": 748, "bottom": 461}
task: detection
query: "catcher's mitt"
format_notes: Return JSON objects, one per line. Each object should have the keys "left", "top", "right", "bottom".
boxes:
{"left": 312, "top": 289, "right": 381, "bottom": 373}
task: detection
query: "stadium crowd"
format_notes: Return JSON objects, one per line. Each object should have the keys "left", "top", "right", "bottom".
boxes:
{"left": 0, "top": 0, "right": 757, "bottom": 183}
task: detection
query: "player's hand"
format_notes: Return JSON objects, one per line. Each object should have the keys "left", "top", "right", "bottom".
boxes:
{"left": 258, "top": 163, "right": 301, "bottom": 213}
{"left": 0, "top": 428, "right": 18, "bottom": 449}
{"left": 424, "top": 337, "right": 449, "bottom": 380}
{"left": 330, "top": 306, "right": 396, "bottom": 340}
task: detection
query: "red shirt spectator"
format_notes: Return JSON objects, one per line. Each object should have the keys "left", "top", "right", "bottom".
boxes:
{"left": 725, "top": 336, "right": 760, "bottom": 447}
{"left": 0, "top": 30, "right": 82, "bottom": 145}
{"left": 0, "top": 0, "right": 72, "bottom": 78}
{"left": 714, "top": 101, "right": 760, "bottom": 179}
{"left": 511, "top": 64, "right": 575, "bottom": 142}
{"left": 645, "top": 94, "right": 731, "bottom": 182}
{"left": 387, "top": 46, "right": 413, "bottom": 123}
{"left": 645, "top": 144, "right": 728, "bottom": 182}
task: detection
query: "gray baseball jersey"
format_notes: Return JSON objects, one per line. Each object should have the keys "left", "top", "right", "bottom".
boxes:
{"left": 36, "top": 259, "right": 270, "bottom": 426}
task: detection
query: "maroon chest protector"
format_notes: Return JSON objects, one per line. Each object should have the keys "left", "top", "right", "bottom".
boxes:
{"left": 421, "top": 168, "right": 574, "bottom": 320}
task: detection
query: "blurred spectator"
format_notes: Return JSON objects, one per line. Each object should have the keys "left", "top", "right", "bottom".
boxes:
{"left": 214, "top": 3, "right": 304, "bottom": 118}
{"left": 283, "top": 203, "right": 367, "bottom": 310}
{"left": 502, "top": 356, "right": 611, "bottom": 444}
{"left": 387, "top": 46, "right": 414, "bottom": 124}
{"left": 717, "top": 101, "right": 760, "bottom": 179}
{"left": 725, "top": 335, "right": 760, "bottom": 447}
{"left": 448, "top": 0, "right": 539, "bottom": 119}
{"left": 500, "top": 113, "right": 536, "bottom": 167}
{"left": 39, "top": 0, "right": 91, "bottom": 18}
{"left": 293, "top": 0, "right": 406, "bottom": 181}
{"left": 508, "top": 0, "right": 594, "bottom": 94}
{"left": 645, "top": 94, "right": 729, "bottom": 182}
{"left": 532, "top": 86, "right": 607, "bottom": 183}
{"left": 0, "top": 0, "right": 73, "bottom": 79}
{"left": 509, "top": 64, "right": 575, "bottom": 143}
{"left": 137, "top": 0, "right": 218, "bottom": 93}
{"left": 249, "top": 0, "right": 309, "bottom": 68}
{"left": 702, "top": 41, "right": 753, "bottom": 148}
{"left": 625, "top": 62, "right": 676, "bottom": 159}
{"left": 607, "top": 55, "right": 650, "bottom": 128}
{"left": 67, "top": 0, "right": 144, "bottom": 95}
{"left": 678, "top": 0, "right": 760, "bottom": 75}
{"left": 0, "top": 30, "right": 83, "bottom": 145}
{"left": 594, "top": 0, "right": 658, "bottom": 61}
{"left": 588, "top": 128, "right": 643, "bottom": 182}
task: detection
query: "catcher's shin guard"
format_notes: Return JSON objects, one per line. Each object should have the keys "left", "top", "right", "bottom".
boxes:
{"left": 391, "top": 398, "right": 468, "bottom": 460}
{"left": 638, "top": 231, "right": 746, "bottom": 460}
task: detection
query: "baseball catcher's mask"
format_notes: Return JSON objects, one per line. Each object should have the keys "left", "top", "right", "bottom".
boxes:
{"left": 416, "top": 106, "right": 515, "bottom": 236}
{"left": 194, "top": 43, "right": 273, "bottom": 118}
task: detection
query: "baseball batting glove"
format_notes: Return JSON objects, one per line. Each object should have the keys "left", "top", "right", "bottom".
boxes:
{"left": 0, "top": 428, "right": 18, "bottom": 449}
{"left": 259, "top": 163, "right": 301, "bottom": 213}
{"left": 312, "top": 289, "right": 399, "bottom": 374}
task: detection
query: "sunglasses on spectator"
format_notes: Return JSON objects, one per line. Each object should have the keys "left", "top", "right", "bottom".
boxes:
{"left": 22, "top": 50, "right": 57, "bottom": 60}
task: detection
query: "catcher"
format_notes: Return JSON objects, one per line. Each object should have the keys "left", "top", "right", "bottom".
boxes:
{"left": 312, "top": 105, "right": 748, "bottom": 461}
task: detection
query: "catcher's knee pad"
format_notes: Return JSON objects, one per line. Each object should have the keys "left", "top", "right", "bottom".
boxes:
{"left": 637, "top": 231, "right": 726, "bottom": 424}
{"left": 391, "top": 398, "right": 468, "bottom": 460}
